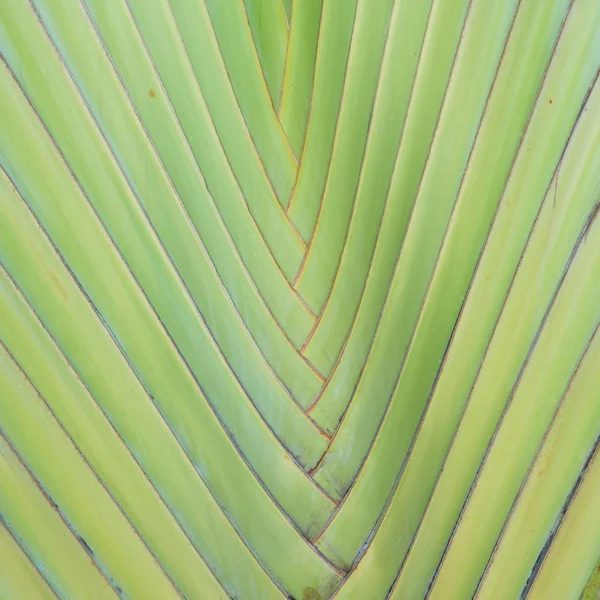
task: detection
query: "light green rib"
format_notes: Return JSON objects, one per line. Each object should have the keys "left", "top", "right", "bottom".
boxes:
{"left": 2, "top": 2, "right": 598, "bottom": 598}
{"left": 36, "top": 0, "right": 312, "bottom": 347}
{"left": 293, "top": 0, "right": 395, "bottom": 314}
{"left": 476, "top": 326, "right": 600, "bottom": 600}
{"left": 287, "top": 0, "right": 358, "bottom": 241}
{"left": 0, "top": 83, "right": 340, "bottom": 600}
{"left": 0, "top": 348, "right": 185, "bottom": 599}
{"left": 0, "top": 166, "right": 336, "bottom": 598}
{"left": 0, "top": 435, "right": 118, "bottom": 600}
{"left": 0, "top": 172, "right": 286, "bottom": 600}
{"left": 70, "top": 0, "right": 323, "bottom": 416}
{"left": 242, "top": 0, "right": 289, "bottom": 108}
{"left": 315, "top": 0, "right": 571, "bottom": 568}
{"left": 0, "top": 524, "right": 57, "bottom": 600}
{"left": 333, "top": 6, "right": 600, "bottom": 598}
{"left": 302, "top": 0, "right": 433, "bottom": 370}
{"left": 117, "top": 0, "right": 315, "bottom": 344}
{"left": 391, "top": 105, "right": 600, "bottom": 600}
{"left": 89, "top": 0, "right": 315, "bottom": 369}
{"left": 527, "top": 438, "right": 600, "bottom": 600}
{"left": 0, "top": 267, "right": 229, "bottom": 599}
{"left": 312, "top": 0, "right": 520, "bottom": 500}
{"left": 428, "top": 192, "right": 600, "bottom": 600}
{"left": 389, "top": 17, "right": 600, "bottom": 598}
{"left": 346, "top": 137, "right": 600, "bottom": 600}
{"left": 129, "top": 0, "right": 304, "bottom": 280}
{"left": 190, "top": 0, "right": 297, "bottom": 205}
{"left": 308, "top": 0, "right": 472, "bottom": 430}
{"left": 140, "top": 0, "right": 301, "bottom": 271}
{"left": 278, "top": 0, "right": 323, "bottom": 158}
{"left": 0, "top": 2, "right": 329, "bottom": 479}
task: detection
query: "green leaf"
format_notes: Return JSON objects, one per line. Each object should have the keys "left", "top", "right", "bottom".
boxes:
{"left": 2, "top": 0, "right": 600, "bottom": 598}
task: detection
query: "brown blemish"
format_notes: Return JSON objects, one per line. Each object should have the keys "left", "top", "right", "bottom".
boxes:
{"left": 303, "top": 588, "right": 321, "bottom": 600}
{"left": 548, "top": 98, "right": 553, "bottom": 104}
{"left": 47, "top": 269, "right": 68, "bottom": 302}
{"left": 148, "top": 89, "right": 156, "bottom": 98}
{"left": 537, "top": 455, "right": 550, "bottom": 478}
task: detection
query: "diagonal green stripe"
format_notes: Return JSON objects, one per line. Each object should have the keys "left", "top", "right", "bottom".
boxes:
{"left": 287, "top": 0, "right": 358, "bottom": 242}
{"left": 181, "top": 0, "right": 297, "bottom": 207}
{"left": 0, "top": 79, "right": 340, "bottom": 600}
{"left": 278, "top": 0, "right": 323, "bottom": 159}
{"left": 0, "top": 267, "right": 230, "bottom": 599}
{"left": 0, "top": 2, "right": 327, "bottom": 476}
{"left": 0, "top": 346, "right": 186, "bottom": 599}
{"left": 476, "top": 324, "right": 600, "bottom": 599}
{"left": 0, "top": 172, "right": 286, "bottom": 600}
{"left": 315, "top": 0, "right": 572, "bottom": 568}
{"left": 301, "top": 0, "right": 433, "bottom": 371}
{"left": 293, "top": 0, "right": 397, "bottom": 315}
{"left": 429, "top": 214, "right": 600, "bottom": 598}
{"left": 242, "top": 0, "right": 289, "bottom": 109}
{"left": 527, "top": 440, "right": 600, "bottom": 600}
{"left": 307, "top": 0, "right": 472, "bottom": 431}
{"left": 0, "top": 523, "right": 59, "bottom": 600}
{"left": 117, "top": 0, "right": 315, "bottom": 343}
{"left": 389, "top": 25, "right": 600, "bottom": 599}
{"left": 0, "top": 433, "right": 119, "bottom": 600}
{"left": 312, "top": 0, "right": 520, "bottom": 500}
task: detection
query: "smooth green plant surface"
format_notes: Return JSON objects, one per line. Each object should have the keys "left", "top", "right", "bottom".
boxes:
{"left": 1, "top": 0, "right": 600, "bottom": 598}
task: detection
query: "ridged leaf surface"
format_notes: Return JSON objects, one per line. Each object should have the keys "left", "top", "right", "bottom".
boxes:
{"left": 1, "top": 1, "right": 600, "bottom": 599}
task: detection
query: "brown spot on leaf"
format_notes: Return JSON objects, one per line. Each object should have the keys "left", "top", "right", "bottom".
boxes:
{"left": 148, "top": 89, "right": 156, "bottom": 98}
{"left": 537, "top": 456, "right": 550, "bottom": 478}
{"left": 303, "top": 588, "right": 321, "bottom": 600}
{"left": 548, "top": 98, "right": 553, "bottom": 104}
{"left": 47, "top": 270, "right": 68, "bottom": 302}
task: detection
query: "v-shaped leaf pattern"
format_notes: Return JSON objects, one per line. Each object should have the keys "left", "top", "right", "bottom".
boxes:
{"left": 1, "top": 0, "right": 600, "bottom": 599}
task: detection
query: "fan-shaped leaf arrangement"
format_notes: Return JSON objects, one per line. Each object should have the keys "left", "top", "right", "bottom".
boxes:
{"left": 1, "top": 1, "right": 600, "bottom": 599}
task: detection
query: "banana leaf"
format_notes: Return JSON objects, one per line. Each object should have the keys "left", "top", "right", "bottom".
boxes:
{"left": 1, "top": 0, "right": 599, "bottom": 598}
